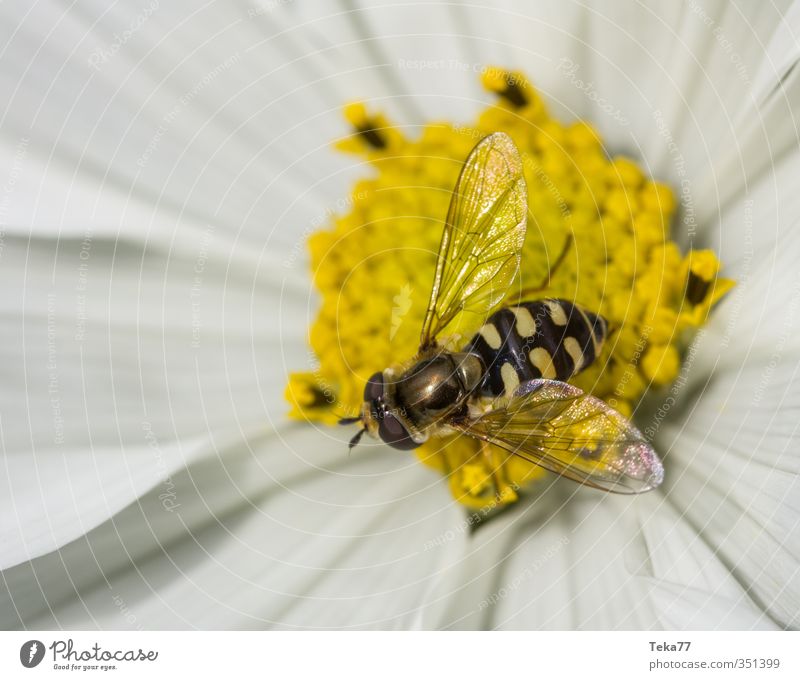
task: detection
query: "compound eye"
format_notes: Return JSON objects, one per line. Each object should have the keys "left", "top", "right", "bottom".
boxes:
{"left": 378, "top": 412, "right": 420, "bottom": 450}
{"left": 364, "top": 372, "right": 384, "bottom": 402}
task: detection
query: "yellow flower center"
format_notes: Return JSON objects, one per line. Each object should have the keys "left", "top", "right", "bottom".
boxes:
{"left": 285, "top": 68, "right": 733, "bottom": 509}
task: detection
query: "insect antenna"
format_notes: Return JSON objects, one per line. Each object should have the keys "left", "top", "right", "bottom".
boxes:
{"left": 348, "top": 427, "right": 367, "bottom": 450}
{"left": 338, "top": 415, "right": 362, "bottom": 425}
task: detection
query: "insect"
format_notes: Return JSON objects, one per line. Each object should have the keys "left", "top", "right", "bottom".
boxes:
{"left": 342, "top": 132, "right": 663, "bottom": 495}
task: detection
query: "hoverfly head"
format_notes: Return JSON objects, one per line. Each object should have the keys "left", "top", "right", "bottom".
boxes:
{"left": 357, "top": 370, "right": 421, "bottom": 451}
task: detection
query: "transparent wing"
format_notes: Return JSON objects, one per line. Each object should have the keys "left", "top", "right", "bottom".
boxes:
{"left": 456, "top": 380, "right": 664, "bottom": 494}
{"left": 419, "top": 132, "right": 527, "bottom": 350}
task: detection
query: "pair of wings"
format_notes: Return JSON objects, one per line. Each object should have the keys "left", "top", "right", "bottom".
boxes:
{"left": 417, "top": 132, "right": 663, "bottom": 494}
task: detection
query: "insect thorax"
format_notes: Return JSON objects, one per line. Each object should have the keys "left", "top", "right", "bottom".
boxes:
{"left": 392, "top": 351, "right": 484, "bottom": 429}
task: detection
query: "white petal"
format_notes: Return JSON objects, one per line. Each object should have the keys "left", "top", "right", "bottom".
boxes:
{"left": 1, "top": 428, "right": 465, "bottom": 629}
{"left": 262, "top": 1, "right": 799, "bottom": 246}
{"left": 690, "top": 1, "right": 800, "bottom": 231}
{"left": 692, "top": 225, "right": 800, "bottom": 366}
{"left": 2, "top": 0, "right": 796, "bottom": 632}
{"left": 330, "top": 2, "right": 486, "bottom": 123}
{"left": 0, "top": 235, "right": 310, "bottom": 568}
{"left": 640, "top": 221, "right": 800, "bottom": 628}
{"left": 0, "top": 1, "right": 353, "bottom": 255}
{"left": 416, "top": 486, "right": 774, "bottom": 630}
{"left": 656, "top": 357, "right": 800, "bottom": 628}
{"left": 712, "top": 150, "right": 800, "bottom": 268}
{"left": 575, "top": 0, "right": 800, "bottom": 245}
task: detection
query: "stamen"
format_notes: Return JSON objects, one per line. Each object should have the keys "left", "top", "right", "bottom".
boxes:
{"left": 481, "top": 68, "right": 531, "bottom": 108}
{"left": 341, "top": 102, "right": 390, "bottom": 150}
{"left": 356, "top": 124, "right": 387, "bottom": 149}
{"left": 685, "top": 270, "right": 711, "bottom": 306}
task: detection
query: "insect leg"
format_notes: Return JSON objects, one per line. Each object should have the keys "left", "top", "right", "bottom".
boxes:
{"left": 511, "top": 232, "right": 573, "bottom": 299}
{"left": 479, "top": 439, "right": 505, "bottom": 502}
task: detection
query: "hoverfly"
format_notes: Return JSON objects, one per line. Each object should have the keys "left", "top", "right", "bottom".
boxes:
{"left": 342, "top": 132, "right": 663, "bottom": 495}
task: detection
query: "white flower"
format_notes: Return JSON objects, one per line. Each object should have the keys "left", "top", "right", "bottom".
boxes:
{"left": 1, "top": 0, "right": 798, "bottom": 630}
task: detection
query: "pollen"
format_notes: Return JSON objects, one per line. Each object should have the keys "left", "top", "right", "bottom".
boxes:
{"left": 286, "top": 68, "right": 734, "bottom": 509}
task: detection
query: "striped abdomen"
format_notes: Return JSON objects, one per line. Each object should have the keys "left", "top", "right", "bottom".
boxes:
{"left": 464, "top": 299, "right": 608, "bottom": 397}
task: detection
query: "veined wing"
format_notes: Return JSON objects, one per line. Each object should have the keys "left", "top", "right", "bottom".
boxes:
{"left": 419, "top": 132, "right": 527, "bottom": 350}
{"left": 455, "top": 379, "right": 664, "bottom": 494}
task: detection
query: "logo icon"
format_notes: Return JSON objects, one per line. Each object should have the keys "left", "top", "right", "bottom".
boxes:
{"left": 20, "top": 640, "right": 45, "bottom": 668}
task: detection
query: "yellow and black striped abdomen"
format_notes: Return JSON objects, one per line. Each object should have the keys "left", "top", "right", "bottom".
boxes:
{"left": 464, "top": 299, "right": 607, "bottom": 397}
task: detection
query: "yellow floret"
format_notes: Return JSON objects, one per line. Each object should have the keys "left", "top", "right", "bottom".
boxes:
{"left": 641, "top": 344, "right": 682, "bottom": 386}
